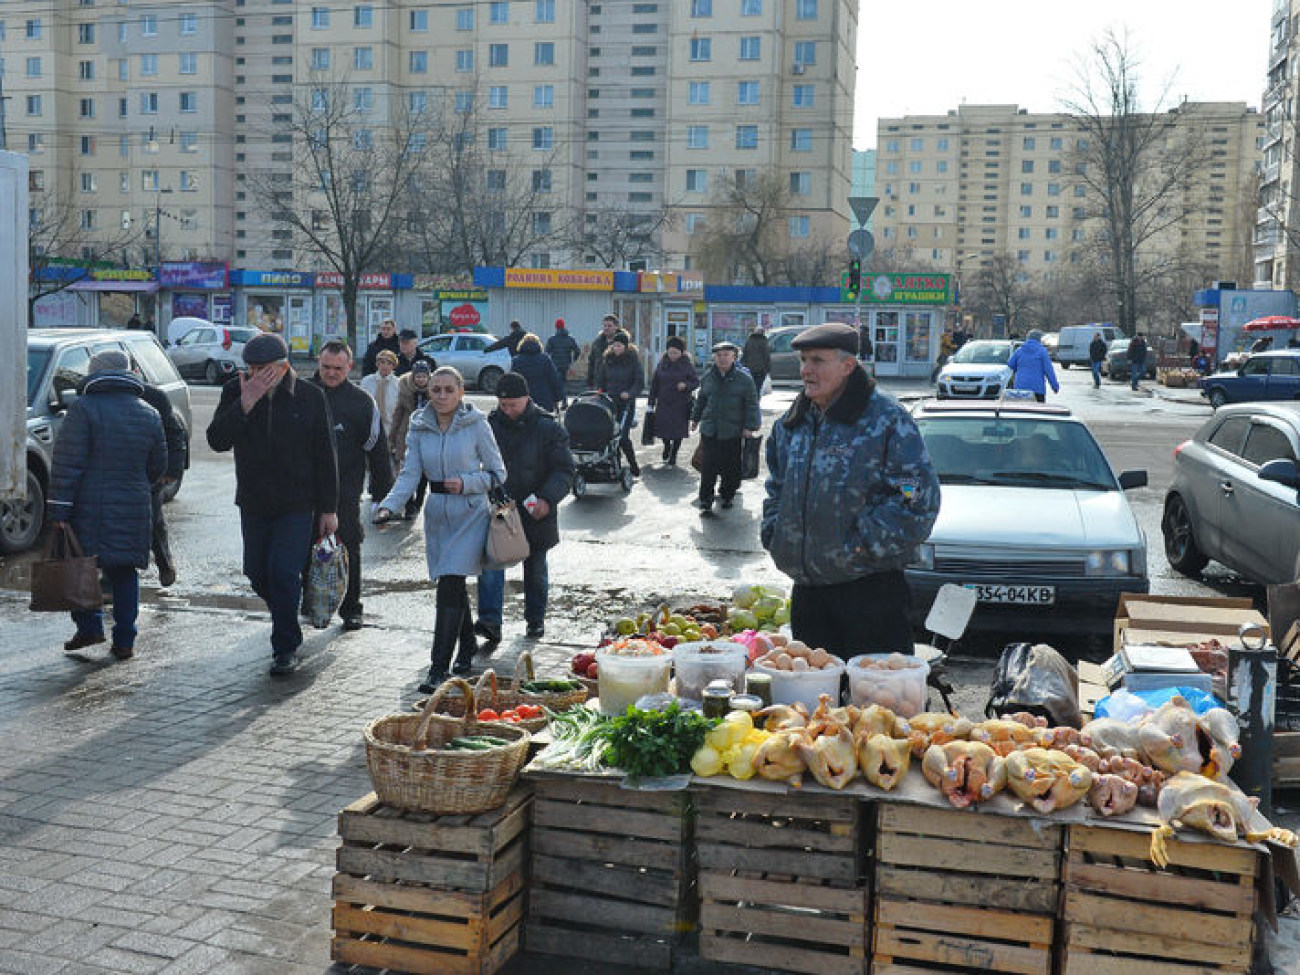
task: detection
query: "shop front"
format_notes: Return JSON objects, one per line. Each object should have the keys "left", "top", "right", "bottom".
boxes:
{"left": 160, "top": 262, "right": 230, "bottom": 333}
{"left": 408, "top": 276, "right": 490, "bottom": 337}
{"left": 229, "top": 269, "right": 314, "bottom": 351}
{"left": 315, "top": 272, "right": 413, "bottom": 355}
{"left": 824, "top": 272, "right": 951, "bottom": 378}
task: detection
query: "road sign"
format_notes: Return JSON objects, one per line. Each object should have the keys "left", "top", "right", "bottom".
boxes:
{"left": 848, "top": 196, "right": 878, "bottom": 227}
{"left": 847, "top": 229, "right": 874, "bottom": 259}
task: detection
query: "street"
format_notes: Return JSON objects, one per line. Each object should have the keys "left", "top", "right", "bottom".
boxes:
{"left": 2, "top": 364, "right": 1298, "bottom": 973}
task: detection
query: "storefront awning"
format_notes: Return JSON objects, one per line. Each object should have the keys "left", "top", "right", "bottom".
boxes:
{"left": 69, "top": 280, "right": 159, "bottom": 293}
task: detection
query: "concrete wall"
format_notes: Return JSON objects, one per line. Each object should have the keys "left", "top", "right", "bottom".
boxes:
{"left": 0, "top": 152, "right": 31, "bottom": 499}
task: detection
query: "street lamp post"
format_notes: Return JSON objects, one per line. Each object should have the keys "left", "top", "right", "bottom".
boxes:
{"left": 153, "top": 187, "right": 173, "bottom": 322}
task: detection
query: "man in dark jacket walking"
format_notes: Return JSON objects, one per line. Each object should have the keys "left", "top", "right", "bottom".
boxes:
{"left": 691, "top": 341, "right": 761, "bottom": 513}
{"left": 395, "top": 329, "right": 435, "bottom": 376}
{"left": 308, "top": 340, "right": 394, "bottom": 631}
{"left": 1088, "top": 332, "right": 1108, "bottom": 389}
{"left": 137, "top": 377, "right": 187, "bottom": 588}
{"left": 475, "top": 372, "right": 575, "bottom": 641}
{"left": 362, "top": 319, "right": 402, "bottom": 376}
{"left": 546, "top": 318, "right": 581, "bottom": 407}
{"left": 1128, "top": 333, "right": 1148, "bottom": 391}
{"left": 486, "top": 320, "right": 527, "bottom": 357}
{"left": 207, "top": 332, "right": 339, "bottom": 675}
{"left": 741, "top": 327, "right": 772, "bottom": 399}
{"left": 586, "top": 314, "right": 620, "bottom": 388}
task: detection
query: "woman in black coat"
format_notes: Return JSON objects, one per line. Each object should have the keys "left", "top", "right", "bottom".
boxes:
{"left": 510, "top": 334, "right": 565, "bottom": 413}
{"left": 599, "top": 330, "right": 645, "bottom": 476}
{"left": 49, "top": 351, "right": 167, "bottom": 659}
{"left": 647, "top": 336, "right": 699, "bottom": 466}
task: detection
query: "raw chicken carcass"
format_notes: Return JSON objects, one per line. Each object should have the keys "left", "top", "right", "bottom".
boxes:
{"left": 922, "top": 741, "right": 1007, "bottom": 809}
{"left": 806, "top": 695, "right": 861, "bottom": 737}
{"left": 756, "top": 703, "right": 809, "bottom": 732}
{"left": 1151, "top": 772, "right": 1298, "bottom": 868}
{"left": 971, "top": 719, "right": 1038, "bottom": 756}
{"left": 1080, "top": 717, "right": 1144, "bottom": 759}
{"left": 1138, "top": 697, "right": 1211, "bottom": 775}
{"left": 907, "top": 712, "right": 974, "bottom": 757}
{"left": 1089, "top": 773, "right": 1140, "bottom": 817}
{"left": 1196, "top": 707, "right": 1242, "bottom": 781}
{"left": 854, "top": 704, "right": 911, "bottom": 740}
{"left": 796, "top": 723, "right": 858, "bottom": 790}
{"left": 857, "top": 732, "right": 912, "bottom": 791}
{"left": 753, "top": 729, "right": 808, "bottom": 787}
{"left": 1004, "top": 748, "right": 1093, "bottom": 814}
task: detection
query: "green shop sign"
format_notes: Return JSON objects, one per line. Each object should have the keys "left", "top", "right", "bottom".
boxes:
{"left": 839, "top": 272, "right": 951, "bottom": 305}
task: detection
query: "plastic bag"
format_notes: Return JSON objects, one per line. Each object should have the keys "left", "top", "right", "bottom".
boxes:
{"left": 1095, "top": 685, "right": 1224, "bottom": 719}
{"left": 305, "top": 534, "right": 348, "bottom": 629}
{"left": 984, "top": 642, "right": 1082, "bottom": 728}
{"left": 1093, "top": 687, "right": 1152, "bottom": 723}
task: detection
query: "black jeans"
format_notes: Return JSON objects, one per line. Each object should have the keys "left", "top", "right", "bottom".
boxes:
{"left": 699, "top": 435, "right": 742, "bottom": 503}
{"left": 791, "top": 570, "right": 914, "bottom": 658}
{"left": 150, "top": 486, "right": 173, "bottom": 576}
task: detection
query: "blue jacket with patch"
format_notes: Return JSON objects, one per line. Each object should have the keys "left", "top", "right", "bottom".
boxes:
{"left": 761, "top": 365, "right": 940, "bottom": 586}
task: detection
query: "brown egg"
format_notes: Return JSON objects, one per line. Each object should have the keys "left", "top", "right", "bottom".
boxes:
{"left": 786, "top": 640, "right": 809, "bottom": 655}
{"left": 770, "top": 633, "right": 789, "bottom": 648}
{"left": 873, "top": 688, "right": 898, "bottom": 709}
{"left": 775, "top": 652, "right": 793, "bottom": 670}
{"left": 790, "top": 657, "right": 810, "bottom": 672}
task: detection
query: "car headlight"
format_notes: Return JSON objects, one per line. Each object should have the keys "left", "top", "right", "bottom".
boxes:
{"left": 908, "top": 543, "right": 935, "bottom": 571}
{"left": 1085, "top": 550, "right": 1130, "bottom": 576}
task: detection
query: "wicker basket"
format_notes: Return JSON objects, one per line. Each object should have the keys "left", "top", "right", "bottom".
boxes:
{"left": 507, "top": 651, "right": 589, "bottom": 710}
{"left": 414, "top": 670, "right": 549, "bottom": 733}
{"left": 364, "top": 677, "right": 530, "bottom": 814}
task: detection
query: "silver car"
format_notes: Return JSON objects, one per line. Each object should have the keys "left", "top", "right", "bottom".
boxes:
{"left": 1162, "top": 402, "right": 1300, "bottom": 584}
{"left": 906, "top": 399, "right": 1149, "bottom": 635}
{"left": 418, "top": 332, "right": 511, "bottom": 392}
{"left": 934, "top": 340, "right": 1019, "bottom": 399}
{"left": 166, "top": 323, "right": 261, "bottom": 384}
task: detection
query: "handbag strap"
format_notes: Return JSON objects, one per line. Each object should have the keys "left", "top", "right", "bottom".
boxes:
{"left": 48, "top": 522, "right": 86, "bottom": 560}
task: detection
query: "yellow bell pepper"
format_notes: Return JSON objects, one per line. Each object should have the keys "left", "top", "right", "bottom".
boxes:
{"left": 690, "top": 744, "right": 724, "bottom": 777}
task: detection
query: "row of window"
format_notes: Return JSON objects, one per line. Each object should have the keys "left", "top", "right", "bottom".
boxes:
{"left": 687, "top": 81, "right": 814, "bottom": 106}
{"left": 25, "top": 91, "right": 199, "bottom": 118}
{"left": 883, "top": 158, "right": 1072, "bottom": 175}
{"left": 16, "top": 53, "right": 202, "bottom": 81}
{"left": 23, "top": 131, "right": 201, "bottom": 156}
{"left": 309, "top": 1, "right": 558, "bottom": 32}
{"left": 33, "top": 170, "right": 202, "bottom": 196}
{"left": 15, "top": 13, "right": 199, "bottom": 43}
{"left": 685, "top": 169, "right": 812, "bottom": 194}
{"left": 686, "top": 126, "right": 817, "bottom": 150}
{"left": 679, "top": 212, "right": 814, "bottom": 237}
{"left": 883, "top": 136, "right": 1079, "bottom": 154}
{"left": 689, "top": 37, "right": 815, "bottom": 62}
{"left": 689, "top": 0, "right": 818, "bottom": 18}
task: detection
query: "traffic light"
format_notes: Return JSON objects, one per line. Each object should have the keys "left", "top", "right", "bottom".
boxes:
{"left": 849, "top": 258, "right": 862, "bottom": 291}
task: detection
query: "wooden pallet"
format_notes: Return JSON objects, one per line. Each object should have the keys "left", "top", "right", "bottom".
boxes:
{"left": 872, "top": 803, "right": 1060, "bottom": 975}
{"left": 695, "top": 788, "right": 866, "bottom": 975}
{"left": 1060, "top": 824, "right": 1260, "bottom": 975}
{"left": 525, "top": 775, "right": 692, "bottom": 972}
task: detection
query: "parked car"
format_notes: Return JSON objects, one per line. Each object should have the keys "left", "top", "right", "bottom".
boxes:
{"left": 933, "top": 340, "right": 1019, "bottom": 399}
{"left": 766, "top": 324, "right": 810, "bottom": 383}
{"left": 3, "top": 329, "right": 191, "bottom": 555}
{"left": 418, "top": 331, "right": 511, "bottom": 392}
{"left": 1197, "top": 350, "right": 1300, "bottom": 409}
{"left": 1105, "top": 338, "right": 1158, "bottom": 382}
{"left": 1055, "top": 324, "right": 1119, "bottom": 367}
{"left": 166, "top": 324, "right": 261, "bottom": 384}
{"left": 1162, "top": 402, "right": 1300, "bottom": 585}
{"left": 906, "top": 399, "right": 1148, "bottom": 634}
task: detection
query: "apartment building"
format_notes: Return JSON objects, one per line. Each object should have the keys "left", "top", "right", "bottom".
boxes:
{"left": 1258, "top": 0, "right": 1300, "bottom": 289}
{"left": 4, "top": 0, "right": 854, "bottom": 275}
{"left": 873, "top": 103, "right": 1261, "bottom": 286}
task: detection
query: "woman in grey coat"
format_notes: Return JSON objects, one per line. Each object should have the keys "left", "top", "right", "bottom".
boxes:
{"left": 377, "top": 367, "right": 507, "bottom": 692}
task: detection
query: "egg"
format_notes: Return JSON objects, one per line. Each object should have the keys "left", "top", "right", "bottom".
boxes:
{"left": 791, "top": 657, "right": 810, "bottom": 672}
{"left": 770, "top": 633, "right": 789, "bottom": 648}
{"left": 873, "top": 688, "right": 898, "bottom": 708}
{"left": 808, "top": 648, "right": 832, "bottom": 668}
{"left": 775, "top": 653, "right": 793, "bottom": 670}
{"left": 786, "top": 640, "right": 809, "bottom": 655}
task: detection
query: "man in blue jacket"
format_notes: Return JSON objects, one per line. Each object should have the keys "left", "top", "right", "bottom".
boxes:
{"left": 762, "top": 324, "right": 940, "bottom": 656}
{"left": 1007, "top": 329, "right": 1059, "bottom": 402}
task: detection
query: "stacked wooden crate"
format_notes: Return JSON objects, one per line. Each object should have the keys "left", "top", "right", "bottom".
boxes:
{"left": 1060, "top": 824, "right": 1260, "bottom": 975}
{"left": 695, "top": 789, "right": 868, "bottom": 975}
{"left": 331, "top": 787, "right": 531, "bottom": 975}
{"left": 872, "top": 803, "right": 1060, "bottom": 975}
{"left": 526, "top": 775, "right": 693, "bottom": 971}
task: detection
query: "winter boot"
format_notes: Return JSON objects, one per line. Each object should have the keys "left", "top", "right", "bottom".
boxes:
{"left": 452, "top": 609, "right": 478, "bottom": 676}
{"left": 419, "top": 607, "right": 463, "bottom": 693}
{"left": 668, "top": 440, "right": 681, "bottom": 465}
{"left": 621, "top": 440, "right": 641, "bottom": 476}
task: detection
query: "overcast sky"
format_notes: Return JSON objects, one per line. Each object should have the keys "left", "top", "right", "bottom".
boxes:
{"left": 854, "top": 1, "right": 1276, "bottom": 148}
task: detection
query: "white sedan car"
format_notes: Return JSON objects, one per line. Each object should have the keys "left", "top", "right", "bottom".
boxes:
{"left": 934, "top": 340, "right": 1020, "bottom": 399}
{"left": 906, "top": 400, "right": 1149, "bottom": 636}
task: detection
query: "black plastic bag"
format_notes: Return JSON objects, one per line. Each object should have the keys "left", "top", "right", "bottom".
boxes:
{"left": 641, "top": 409, "right": 656, "bottom": 446}
{"left": 984, "top": 642, "right": 1082, "bottom": 728}
{"left": 741, "top": 436, "right": 762, "bottom": 480}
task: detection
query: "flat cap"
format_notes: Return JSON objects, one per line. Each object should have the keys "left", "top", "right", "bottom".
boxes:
{"left": 88, "top": 350, "right": 131, "bottom": 374}
{"left": 495, "top": 372, "right": 530, "bottom": 398}
{"left": 711, "top": 340, "right": 740, "bottom": 354}
{"left": 242, "top": 331, "right": 289, "bottom": 364}
{"left": 791, "top": 323, "right": 859, "bottom": 354}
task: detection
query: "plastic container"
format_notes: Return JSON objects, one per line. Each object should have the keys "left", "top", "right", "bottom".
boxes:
{"left": 753, "top": 656, "right": 846, "bottom": 712}
{"left": 846, "top": 653, "right": 930, "bottom": 717}
{"left": 596, "top": 648, "right": 671, "bottom": 716}
{"left": 672, "top": 641, "right": 749, "bottom": 701}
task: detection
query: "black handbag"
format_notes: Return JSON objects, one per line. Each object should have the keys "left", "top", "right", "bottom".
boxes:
{"left": 641, "top": 408, "right": 656, "bottom": 446}
{"left": 741, "top": 436, "right": 763, "bottom": 480}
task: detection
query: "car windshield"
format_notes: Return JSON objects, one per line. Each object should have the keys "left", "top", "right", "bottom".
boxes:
{"left": 918, "top": 416, "right": 1117, "bottom": 490}
{"left": 26, "top": 348, "right": 52, "bottom": 406}
{"left": 950, "top": 341, "right": 1013, "bottom": 365}
{"left": 227, "top": 328, "right": 259, "bottom": 344}
{"left": 1108, "top": 339, "right": 1130, "bottom": 352}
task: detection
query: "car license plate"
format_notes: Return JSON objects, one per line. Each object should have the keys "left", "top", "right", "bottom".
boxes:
{"left": 964, "top": 584, "right": 1056, "bottom": 605}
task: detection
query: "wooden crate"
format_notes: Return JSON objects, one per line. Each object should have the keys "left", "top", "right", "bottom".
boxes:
{"left": 1274, "top": 731, "right": 1300, "bottom": 787}
{"left": 695, "top": 787, "right": 866, "bottom": 975}
{"left": 1061, "top": 824, "right": 1260, "bottom": 975}
{"left": 525, "top": 775, "right": 692, "bottom": 971}
{"left": 872, "top": 803, "right": 1060, "bottom": 975}
{"left": 331, "top": 787, "right": 531, "bottom": 974}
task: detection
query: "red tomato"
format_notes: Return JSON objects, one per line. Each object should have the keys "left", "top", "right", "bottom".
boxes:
{"left": 478, "top": 709, "right": 499, "bottom": 721}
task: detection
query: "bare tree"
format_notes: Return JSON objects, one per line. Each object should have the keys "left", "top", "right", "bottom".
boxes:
{"left": 247, "top": 77, "right": 428, "bottom": 349}
{"left": 965, "top": 253, "right": 1038, "bottom": 333}
{"left": 1061, "top": 29, "right": 1210, "bottom": 336}
{"left": 572, "top": 207, "right": 674, "bottom": 270}
{"left": 692, "top": 171, "right": 790, "bottom": 285}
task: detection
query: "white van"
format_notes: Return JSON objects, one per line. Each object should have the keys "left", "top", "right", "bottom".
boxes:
{"left": 1054, "top": 324, "right": 1119, "bottom": 367}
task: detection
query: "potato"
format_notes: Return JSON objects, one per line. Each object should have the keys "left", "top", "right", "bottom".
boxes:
{"left": 775, "top": 653, "right": 793, "bottom": 670}
{"left": 791, "top": 656, "right": 810, "bottom": 672}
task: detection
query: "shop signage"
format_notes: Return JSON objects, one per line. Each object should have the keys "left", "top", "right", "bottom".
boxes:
{"left": 1200, "top": 307, "right": 1220, "bottom": 356}
{"left": 679, "top": 272, "right": 705, "bottom": 293}
{"left": 413, "top": 273, "right": 479, "bottom": 293}
{"left": 316, "top": 272, "right": 391, "bottom": 289}
{"left": 437, "top": 289, "right": 488, "bottom": 302}
{"left": 238, "top": 270, "right": 313, "bottom": 287}
{"left": 161, "top": 261, "right": 229, "bottom": 290}
{"left": 447, "top": 304, "right": 482, "bottom": 329}
{"left": 504, "top": 268, "right": 614, "bottom": 291}
{"left": 638, "top": 271, "right": 679, "bottom": 293}
{"left": 840, "top": 273, "right": 951, "bottom": 305}
{"left": 92, "top": 268, "right": 153, "bottom": 282}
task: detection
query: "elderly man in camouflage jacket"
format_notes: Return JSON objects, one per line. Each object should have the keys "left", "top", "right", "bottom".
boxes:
{"left": 761, "top": 323, "right": 940, "bottom": 657}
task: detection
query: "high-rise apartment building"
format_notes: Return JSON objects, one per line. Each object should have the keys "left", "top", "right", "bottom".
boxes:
{"left": 874, "top": 103, "right": 1260, "bottom": 287}
{"left": 1258, "top": 0, "right": 1299, "bottom": 289}
{"left": 4, "top": 0, "right": 855, "bottom": 274}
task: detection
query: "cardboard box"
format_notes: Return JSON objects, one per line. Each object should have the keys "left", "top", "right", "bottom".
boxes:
{"left": 1113, "top": 594, "right": 1267, "bottom": 653}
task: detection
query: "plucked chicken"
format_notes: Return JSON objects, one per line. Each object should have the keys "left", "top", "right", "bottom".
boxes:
{"left": 1150, "top": 772, "right": 1298, "bottom": 868}
{"left": 857, "top": 732, "right": 912, "bottom": 791}
{"left": 795, "top": 722, "right": 858, "bottom": 790}
{"left": 1004, "top": 748, "right": 1093, "bottom": 814}
{"left": 922, "top": 740, "right": 1007, "bottom": 809}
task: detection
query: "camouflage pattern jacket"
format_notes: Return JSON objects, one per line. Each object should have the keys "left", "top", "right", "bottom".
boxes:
{"left": 761, "top": 365, "right": 940, "bottom": 586}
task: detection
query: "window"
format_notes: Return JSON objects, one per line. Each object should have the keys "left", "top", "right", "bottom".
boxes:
{"left": 793, "top": 41, "right": 815, "bottom": 64}
{"left": 689, "top": 82, "right": 710, "bottom": 105}
{"left": 686, "top": 169, "right": 707, "bottom": 192}
{"left": 1208, "top": 417, "right": 1250, "bottom": 455}
{"left": 1019, "top": 205, "right": 1032, "bottom": 217}
{"left": 1020, "top": 182, "right": 1032, "bottom": 195}
{"left": 685, "top": 213, "right": 705, "bottom": 234}
{"left": 80, "top": 210, "right": 97, "bottom": 231}
{"left": 632, "top": 23, "right": 657, "bottom": 33}
{"left": 78, "top": 23, "right": 95, "bottom": 43}
{"left": 79, "top": 98, "right": 95, "bottom": 118}
{"left": 533, "top": 85, "right": 553, "bottom": 108}
{"left": 738, "top": 81, "right": 759, "bottom": 105}
{"left": 180, "top": 12, "right": 197, "bottom": 34}
{"left": 180, "top": 132, "right": 197, "bottom": 153}
{"left": 355, "top": 87, "right": 374, "bottom": 111}
{"left": 489, "top": 44, "right": 508, "bottom": 67}
{"left": 456, "top": 50, "right": 473, "bottom": 72}
{"left": 690, "top": 38, "right": 711, "bottom": 61}
{"left": 481, "top": 86, "right": 505, "bottom": 109}
{"left": 739, "top": 37, "right": 760, "bottom": 60}
{"left": 410, "top": 51, "right": 428, "bottom": 72}
{"left": 141, "top": 53, "right": 158, "bottom": 76}
{"left": 1048, "top": 183, "right": 1061, "bottom": 196}
{"left": 736, "top": 125, "right": 757, "bottom": 149}
{"left": 117, "top": 59, "right": 128, "bottom": 81}
{"left": 1016, "top": 250, "right": 1029, "bottom": 262}
{"left": 80, "top": 173, "right": 97, "bottom": 193}
{"left": 536, "top": 0, "right": 555, "bottom": 23}
{"left": 179, "top": 53, "right": 197, "bottom": 74}
{"left": 28, "top": 134, "right": 43, "bottom": 153}
{"left": 488, "top": 128, "right": 509, "bottom": 150}
{"left": 533, "top": 212, "right": 552, "bottom": 235}
{"left": 490, "top": 1, "right": 509, "bottom": 23}
{"left": 1050, "top": 137, "right": 1063, "bottom": 150}
{"left": 354, "top": 47, "right": 373, "bottom": 70}
{"left": 457, "top": 8, "right": 474, "bottom": 29}
{"left": 311, "top": 48, "right": 330, "bottom": 70}
{"left": 312, "top": 88, "right": 330, "bottom": 111}
{"left": 532, "top": 169, "right": 552, "bottom": 192}
{"left": 312, "top": 7, "right": 329, "bottom": 27}
{"left": 354, "top": 5, "right": 374, "bottom": 27}
{"left": 180, "top": 91, "right": 197, "bottom": 112}
{"left": 792, "top": 84, "right": 814, "bottom": 108}
{"left": 76, "top": 60, "right": 94, "bottom": 80}
{"left": 452, "top": 90, "right": 472, "bottom": 113}
{"left": 1017, "top": 228, "right": 1031, "bottom": 240}
{"left": 141, "top": 92, "right": 159, "bottom": 114}
{"left": 1243, "top": 423, "right": 1297, "bottom": 466}
{"left": 1045, "top": 228, "right": 1058, "bottom": 240}
{"left": 353, "top": 129, "right": 373, "bottom": 150}
{"left": 118, "top": 96, "right": 128, "bottom": 117}
{"left": 686, "top": 125, "right": 708, "bottom": 149}
{"left": 409, "top": 91, "right": 428, "bottom": 113}
{"left": 691, "top": 0, "right": 711, "bottom": 16}
{"left": 25, "top": 18, "right": 41, "bottom": 39}
{"left": 790, "top": 129, "right": 812, "bottom": 152}
{"left": 1023, "top": 136, "right": 1036, "bottom": 150}
{"left": 409, "top": 9, "right": 428, "bottom": 30}
{"left": 796, "top": 0, "right": 817, "bottom": 16}
{"left": 533, "top": 126, "right": 553, "bottom": 149}
{"left": 25, "top": 95, "right": 40, "bottom": 116}
{"left": 790, "top": 172, "right": 810, "bottom": 195}
{"left": 180, "top": 171, "right": 197, "bottom": 192}
{"left": 486, "top": 170, "right": 506, "bottom": 192}
{"left": 1021, "top": 160, "right": 1034, "bottom": 173}
{"left": 741, "top": 0, "right": 762, "bottom": 14}
{"left": 140, "top": 14, "right": 157, "bottom": 35}
{"left": 535, "top": 42, "right": 555, "bottom": 65}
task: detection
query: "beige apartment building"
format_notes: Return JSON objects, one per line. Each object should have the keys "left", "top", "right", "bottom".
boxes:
{"left": 4, "top": 0, "right": 855, "bottom": 275}
{"left": 873, "top": 102, "right": 1261, "bottom": 289}
{"left": 1258, "top": 0, "right": 1300, "bottom": 290}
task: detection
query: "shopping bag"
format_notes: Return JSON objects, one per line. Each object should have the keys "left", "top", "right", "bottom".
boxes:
{"left": 641, "top": 409, "right": 656, "bottom": 446}
{"left": 485, "top": 478, "right": 530, "bottom": 569}
{"left": 30, "top": 523, "right": 103, "bottom": 612}
{"left": 741, "top": 435, "right": 763, "bottom": 480}
{"left": 690, "top": 441, "right": 704, "bottom": 472}
{"left": 305, "top": 534, "right": 349, "bottom": 628}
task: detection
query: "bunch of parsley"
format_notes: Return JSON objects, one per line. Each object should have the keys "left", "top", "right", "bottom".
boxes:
{"left": 600, "top": 702, "right": 719, "bottom": 778}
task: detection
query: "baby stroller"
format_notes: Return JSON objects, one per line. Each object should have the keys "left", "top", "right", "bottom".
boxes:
{"left": 563, "top": 391, "right": 635, "bottom": 497}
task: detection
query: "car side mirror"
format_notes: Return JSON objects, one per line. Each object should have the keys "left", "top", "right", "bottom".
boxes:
{"left": 1258, "top": 458, "right": 1300, "bottom": 489}
{"left": 52, "top": 389, "right": 78, "bottom": 412}
{"left": 1118, "top": 470, "right": 1148, "bottom": 490}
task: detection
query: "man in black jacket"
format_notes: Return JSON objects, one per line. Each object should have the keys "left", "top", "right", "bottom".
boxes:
{"left": 586, "top": 314, "right": 619, "bottom": 389}
{"left": 136, "top": 377, "right": 187, "bottom": 588}
{"left": 1088, "top": 332, "right": 1108, "bottom": 389}
{"left": 474, "top": 372, "right": 575, "bottom": 642}
{"left": 486, "top": 320, "right": 527, "bottom": 357}
{"left": 395, "top": 329, "right": 436, "bottom": 376}
{"left": 308, "top": 340, "right": 394, "bottom": 631}
{"left": 207, "top": 332, "right": 339, "bottom": 675}
{"left": 545, "top": 318, "right": 581, "bottom": 408}
{"left": 361, "top": 318, "right": 401, "bottom": 375}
